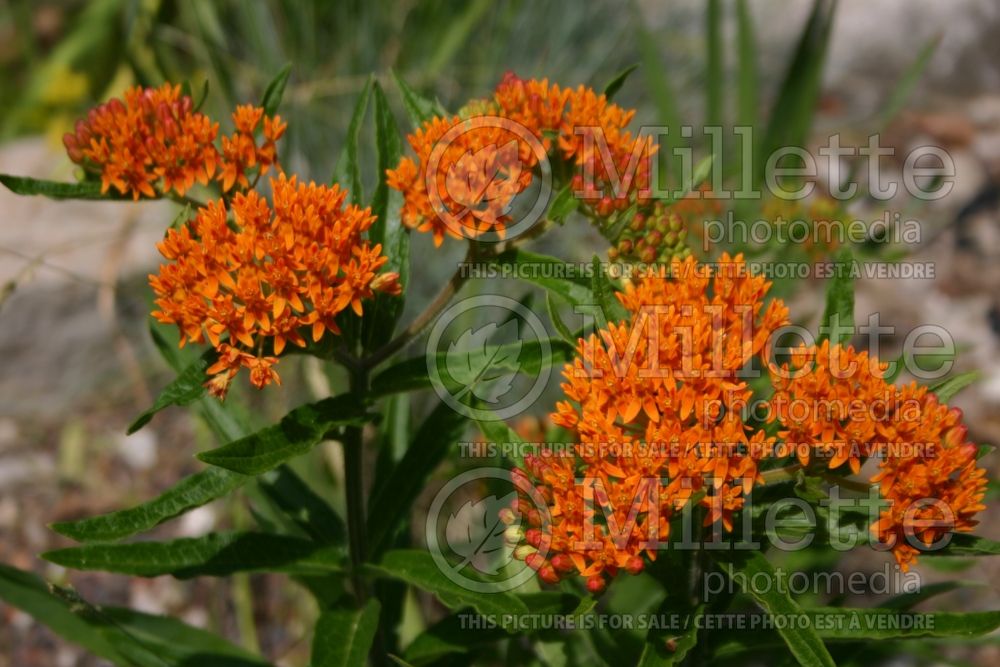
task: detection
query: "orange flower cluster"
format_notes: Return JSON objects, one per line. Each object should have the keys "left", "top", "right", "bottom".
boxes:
{"left": 63, "top": 84, "right": 285, "bottom": 200}
{"left": 508, "top": 255, "right": 789, "bottom": 592}
{"left": 871, "top": 383, "right": 987, "bottom": 570}
{"left": 769, "top": 340, "right": 895, "bottom": 474}
{"left": 386, "top": 115, "right": 535, "bottom": 246}
{"left": 769, "top": 341, "right": 988, "bottom": 569}
{"left": 150, "top": 175, "right": 400, "bottom": 397}
{"left": 386, "top": 73, "right": 655, "bottom": 246}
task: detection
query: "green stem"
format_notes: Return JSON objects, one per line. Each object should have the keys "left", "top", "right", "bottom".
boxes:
{"left": 344, "top": 366, "right": 370, "bottom": 604}
{"left": 363, "top": 241, "right": 481, "bottom": 370}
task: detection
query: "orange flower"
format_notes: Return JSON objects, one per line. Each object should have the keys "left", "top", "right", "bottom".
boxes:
{"left": 64, "top": 85, "right": 285, "bottom": 200}
{"left": 387, "top": 73, "right": 657, "bottom": 246}
{"left": 510, "top": 254, "right": 789, "bottom": 590}
{"left": 769, "top": 341, "right": 988, "bottom": 570}
{"left": 64, "top": 84, "right": 219, "bottom": 199}
{"left": 769, "top": 340, "right": 895, "bottom": 474}
{"left": 150, "top": 174, "right": 400, "bottom": 397}
{"left": 870, "top": 382, "right": 987, "bottom": 571}
{"left": 219, "top": 105, "right": 287, "bottom": 192}
{"left": 387, "top": 115, "right": 535, "bottom": 246}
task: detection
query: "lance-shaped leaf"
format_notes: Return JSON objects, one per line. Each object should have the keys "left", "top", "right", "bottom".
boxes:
{"left": 818, "top": 247, "right": 854, "bottom": 346}
{"left": 0, "top": 174, "right": 120, "bottom": 200}
{"left": 42, "top": 532, "right": 344, "bottom": 578}
{"left": 603, "top": 63, "right": 640, "bottom": 101}
{"left": 367, "top": 403, "right": 469, "bottom": 557}
{"left": 312, "top": 599, "right": 381, "bottom": 667}
{"left": 363, "top": 81, "right": 410, "bottom": 352}
{"left": 51, "top": 466, "right": 246, "bottom": 543}
{"left": 490, "top": 248, "right": 593, "bottom": 306}
{"left": 591, "top": 255, "right": 628, "bottom": 324}
{"left": 197, "top": 395, "right": 369, "bottom": 476}
{"left": 365, "top": 550, "right": 528, "bottom": 630}
{"left": 261, "top": 63, "right": 292, "bottom": 116}
{"left": 257, "top": 466, "right": 345, "bottom": 544}
{"left": 391, "top": 69, "right": 448, "bottom": 127}
{"left": 927, "top": 370, "right": 980, "bottom": 404}
{"left": 369, "top": 337, "right": 572, "bottom": 398}
{"left": 0, "top": 563, "right": 269, "bottom": 666}
{"left": 127, "top": 350, "right": 215, "bottom": 434}
{"left": 332, "top": 75, "right": 374, "bottom": 202}
{"left": 713, "top": 550, "right": 836, "bottom": 667}
{"left": 445, "top": 320, "right": 522, "bottom": 405}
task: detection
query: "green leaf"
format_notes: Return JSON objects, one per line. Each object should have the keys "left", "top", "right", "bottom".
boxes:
{"left": 878, "top": 34, "right": 940, "bottom": 130}
{"left": 332, "top": 75, "right": 374, "bottom": 203}
{"left": 367, "top": 403, "right": 468, "bottom": 556}
{"left": 736, "top": 0, "right": 759, "bottom": 129}
{"left": 257, "top": 466, "right": 345, "bottom": 544}
{"left": 547, "top": 183, "right": 581, "bottom": 224}
{"left": 759, "top": 0, "right": 837, "bottom": 184}
{"left": 924, "top": 533, "right": 1000, "bottom": 557}
{"left": 260, "top": 63, "right": 292, "bottom": 116}
{"left": 128, "top": 350, "right": 215, "bottom": 434}
{"left": 491, "top": 248, "right": 593, "bottom": 306}
{"left": 312, "top": 599, "right": 381, "bottom": 667}
{"left": 818, "top": 247, "right": 854, "bottom": 346}
{"left": 705, "top": 0, "right": 723, "bottom": 128}
{"left": 603, "top": 63, "right": 640, "bottom": 101}
{"left": 881, "top": 580, "right": 983, "bottom": 610}
{"left": 363, "top": 80, "right": 409, "bottom": 353}
{"left": 197, "top": 395, "right": 369, "bottom": 476}
{"left": 0, "top": 174, "right": 119, "bottom": 200}
{"left": 42, "top": 532, "right": 344, "bottom": 578}
{"left": 391, "top": 69, "right": 447, "bottom": 127}
{"left": 546, "top": 292, "right": 577, "bottom": 344}
{"left": 366, "top": 550, "right": 528, "bottom": 630}
{"left": 591, "top": 255, "right": 628, "bottom": 324}
{"left": 51, "top": 466, "right": 246, "bottom": 543}
{"left": 0, "top": 563, "right": 269, "bottom": 666}
{"left": 713, "top": 550, "right": 835, "bottom": 667}
{"left": 369, "top": 337, "right": 573, "bottom": 398}
{"left": 403, "top": 591, "right": 584, "bottom": 664}
{"left": 803, "top": 607, "right": 1000, "bottom": 641}
{"left": 927, "top": 370, "right": 980, "bottom": 404}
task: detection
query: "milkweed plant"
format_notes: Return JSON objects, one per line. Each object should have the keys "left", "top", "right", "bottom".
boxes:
{"left": 0, "top": 19, "right": 997, "bottom": 667}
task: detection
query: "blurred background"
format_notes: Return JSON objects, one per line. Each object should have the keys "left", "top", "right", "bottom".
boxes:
{"left": 1, "top": 0, "right": 999, "bottom": 665}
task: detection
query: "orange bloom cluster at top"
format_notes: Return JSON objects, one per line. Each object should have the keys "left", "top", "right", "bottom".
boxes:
{"left": 150, "top": 174, "right": 400, "bottom": 397}
{"left": 769, "top": 341, "right": 988, "bottom": 570}
{"left": 63, "top": 84, "right": 286, "bottom": 200}
{"left": 508, "top": 255, "right": 789, "bottom": 592}
{"left": 386, "top": 73, "right": 656, "bottom": 246}
{"left": 386, "top": 115, "right": 535, "bottom": 246}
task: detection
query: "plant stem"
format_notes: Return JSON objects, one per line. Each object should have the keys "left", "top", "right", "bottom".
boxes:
{"left": 363, "top": 241, "right": 481, "bottom": 370}
{"left": 344, "top": 365, "right": 370, "bottom": 603}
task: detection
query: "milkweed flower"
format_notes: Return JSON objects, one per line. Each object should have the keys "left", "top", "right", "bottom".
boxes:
{"left": 219, "top": 104, "right": 287, "bottom": 192}
{"left": 870, "top": 383, "right": 987, "bottom": 571}
{"left": 386, "top": 73, "right": 656, "bottom": 246}
{"left": 509, "top": 255, "right": 789, "bottom": 591}
{"left": 769, "top": 340, "right": 895, "bottom": 474}
{"left": 150, "top": 174, "right": 400, "bottom": 397}
{"left": 386, "top": 115, "right": 535, "bottom": 246}
{"left": 768, "top": 341, "right": 988, "bottom": 570}
{"left": 62, "top": 84, "right": 285, "bottom": 200}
